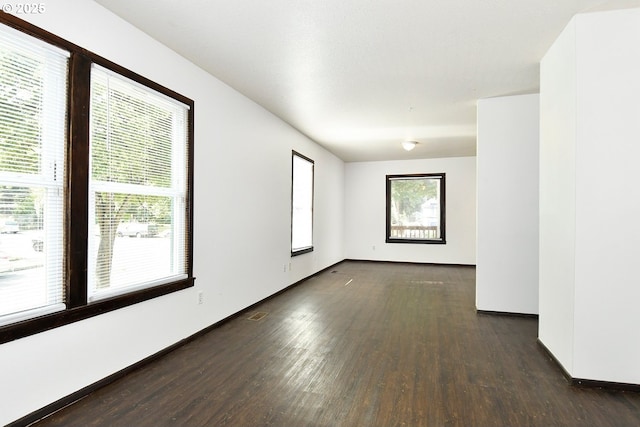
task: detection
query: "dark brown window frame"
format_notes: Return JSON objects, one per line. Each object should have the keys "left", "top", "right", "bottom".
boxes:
{"left": 385, "top": 173, "right": 446, "bottom": 244}
{"left": 290, "top": 150, "right": 314, "bottom": 256}
{"left": 0, "top": 13, "right": 195, "bottom": 344}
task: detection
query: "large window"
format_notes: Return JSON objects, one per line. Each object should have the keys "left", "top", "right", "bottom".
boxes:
{"left": 0, "top": 23, "right": 67, "bottom": 325}
{"left": 88, "top": 66, "right": 189, "bottom": 301}
{"left": 0, "top": 15, "right": 194, "bottom": 343}
{"left": 291, "top": 151, "right": 314, "bottom": 255}
{"left": 386, "top": 173, "right": 446, "bottom": 244}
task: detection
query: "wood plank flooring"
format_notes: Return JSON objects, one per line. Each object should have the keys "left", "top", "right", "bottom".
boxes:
{"left": 31, "top": 261, "right": 640, "bottom": 426}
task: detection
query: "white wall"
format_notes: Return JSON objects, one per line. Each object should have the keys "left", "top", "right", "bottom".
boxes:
{"left": 539, "top": 17, "right": 578, "bottom": 374}
{"left": 0, "top": 2, "right": 345, "bottom": 425}
{"left": 540, "top": 7, "right": 640, "bottom": 384}
{"left": 572, "top": 8, "right": 640, "bottom": 384}
{"left": 476, "top": 94, "right": 539, "bottom": 315}
{"left": 344, "top": 157, "right": 476, "bottom": 265}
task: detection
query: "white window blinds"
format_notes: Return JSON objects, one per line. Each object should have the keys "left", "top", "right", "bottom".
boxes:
{"left": 0, "top": 23, "right": 68, "bottom": 325}
{"left": 88, "top": 65, "right": 189, "bottom": 301}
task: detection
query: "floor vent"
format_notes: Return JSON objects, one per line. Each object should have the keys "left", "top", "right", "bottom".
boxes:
{"left": 248, "top": 312, "right": 268, "bottom": 321}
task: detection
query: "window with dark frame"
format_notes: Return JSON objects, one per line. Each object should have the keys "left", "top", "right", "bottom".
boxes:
{"left": 291, "top": 151, "right": 314, "bottom": 256}
{"left": 0, "top": 14, "right": 194, "bottom": 344}
{"left": 386, "top": 173, "right": 446, "bottom": 244}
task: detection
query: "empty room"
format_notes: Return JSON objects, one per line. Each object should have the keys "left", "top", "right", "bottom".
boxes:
{"left": 1, "top": 1, "right": 640, "bottom": 426}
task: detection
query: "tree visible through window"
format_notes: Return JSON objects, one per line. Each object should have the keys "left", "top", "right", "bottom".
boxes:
{"left": 0, "top": 15, "right": 194, "bottom": 343}
{"left": 386, "top": 173, "right": 446, "bottom": 244}
{"left": 88, "top": 66, "right": 189, "bottom": 300}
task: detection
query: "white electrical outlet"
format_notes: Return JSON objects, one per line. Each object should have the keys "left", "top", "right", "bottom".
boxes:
{"left": 198, "top": 291, "right": 204, "bottom": 305}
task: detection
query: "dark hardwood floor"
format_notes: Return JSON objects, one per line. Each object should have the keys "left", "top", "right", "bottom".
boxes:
{"left": 31, "top": 261, "right": 640, "bottom": 426}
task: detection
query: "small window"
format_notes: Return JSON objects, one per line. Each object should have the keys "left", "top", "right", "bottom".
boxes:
{"left": 386, "top": 173, "right": 446, "bottom": 244}
{"left": 291, "top": 151, "right": 314, "bottom": 255}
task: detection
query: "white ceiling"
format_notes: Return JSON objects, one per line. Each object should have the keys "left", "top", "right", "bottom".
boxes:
{"left": 95, "top": 0, "right": 633, "bottom": 162}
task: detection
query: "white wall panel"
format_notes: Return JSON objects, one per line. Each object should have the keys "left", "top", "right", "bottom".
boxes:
{"left": 476, "top": 94, "right": 539, "bottom": 315}
{"left": 539, "top": 7, "right": 640, "bottom": 384}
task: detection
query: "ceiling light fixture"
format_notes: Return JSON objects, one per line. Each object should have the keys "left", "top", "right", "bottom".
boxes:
{"left": 402, "top": 140, "right": 417, "bottom": 151}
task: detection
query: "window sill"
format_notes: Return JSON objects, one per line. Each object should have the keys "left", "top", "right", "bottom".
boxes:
{"left": 385, "top": 238, "right": 447, "bottom": 245}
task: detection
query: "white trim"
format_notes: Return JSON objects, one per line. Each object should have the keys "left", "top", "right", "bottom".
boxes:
{"left": 0, "top": 303, "right": 66, "bottom": 328}
{"left": 90, "top": 180, "right": 183, "bottom": 197}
